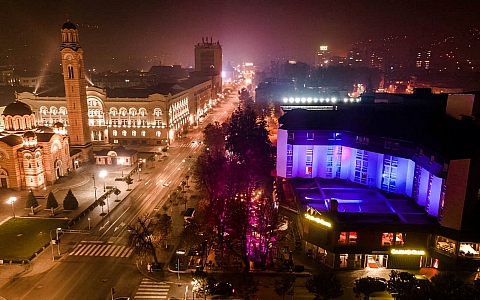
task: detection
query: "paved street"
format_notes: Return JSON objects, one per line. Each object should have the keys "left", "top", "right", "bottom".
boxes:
{"left": 0, "top": 89, "right": 240, "bottom": 300}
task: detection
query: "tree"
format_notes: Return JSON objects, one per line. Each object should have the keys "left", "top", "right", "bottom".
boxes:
{"left": 127, "top": 216, "right": 160, "bottom": 266}
{"left": 97, "top": 195, "right": 106, "bottom": 215}
{"left": 113, "top": 188, "right": 121, "bottom": 201}
{"left": 185, "top": 175, "right": 190, "bottom": 188}
{"left": 429, "top": 272, "right": 466, "bottom": 300}
{"left": 192, "top": 271, "right": 216, "bottom": 300}
{"left": 125, "top": 176, "right": 133, "bottom": 190}
{"left": 46, "top": 192, "right": 59, "bottom": 209}
{"left": 26, "top": 190, "right": 39, "bottom": 208}
{"left": 274, "top": 274, "right": 296, "bottom": 300}
{"left": 156, "top": 213, "right": 172, "bottom": 249}
{"left": 306, "top": 272, "right": 343, "bottom": 300}
{"left": 387, "top": 270, "right": 419, "bottom": 300}
{"left": 249, "top": 195, "right": 279, "bottom": 269}
{"left": 232, "top": 273, "right": 259, "bottom": 300}
{"left": 353, "top": 277, "right": 385, "bottom": 300}
{"left": 63, "top": 189, "right": 79, "bottom": 210}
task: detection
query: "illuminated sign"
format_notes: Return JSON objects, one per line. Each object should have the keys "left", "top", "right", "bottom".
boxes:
{"left": 391, "top": 249, "right": 425, "bottom": 255}
{"left": 305, "top": 213, "right": 332, "bottom": 228}
{"left": 320, "top": 46, "right": 328, "bottom": 51}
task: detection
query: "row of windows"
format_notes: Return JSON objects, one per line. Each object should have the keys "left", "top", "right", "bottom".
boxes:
{"left": 111, "top": 130, "right": 161, "bottom": 137}
{"left": 109, "top": 107, "right": 154, "bottom": 117}
{"left": 109, "top": 120, "right": 161, "bottom": 126}
{"left": 39, "top": 106, "right": 67, "bottom": 115}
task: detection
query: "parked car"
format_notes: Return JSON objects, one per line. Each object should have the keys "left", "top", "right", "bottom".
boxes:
{"left": 211, "top": 282, "right": 234, "bottom": 296}
{"left": 372, "top": 277, "right": 387, "bottom": 292}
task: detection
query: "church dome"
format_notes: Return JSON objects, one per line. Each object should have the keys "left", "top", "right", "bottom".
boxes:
{"left": 3, "top": 101, "right": 33, "bottom": 116}
{"left": 36, "top": 126, "right": 54, "bottom": 133}
{"left": 22, "top": 131, "right": 37, "bottom": 148}
{"left": 23, "top": 131, "right": 36, "bottom": 139}
{"left": 62, "top": 21, "right": 76, "bottom": 30}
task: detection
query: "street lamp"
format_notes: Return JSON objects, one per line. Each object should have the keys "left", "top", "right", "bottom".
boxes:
{"left": 99, "top": 170, "right": 107, "bottom": 192}
{"left": 49, "top": 227, "right": 62, "bottom": 260}
{"left": 138, "top": 159, "right": 146, "bottom": 181}
{"left": 92, "top": 175, "right": 97, "bottom": 202}
{"left": 118, "top": 158, "right": 124, "bottom": 177}
{"left": 163, "top": 183, "right": 173, "bottom": 212}
{"left": 6, "top": 196, "right": 16, "bottom": 220}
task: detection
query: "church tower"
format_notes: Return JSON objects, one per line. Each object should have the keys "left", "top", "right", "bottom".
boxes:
{"left": 60, "top": 21, "right": 93, "bottom": 161}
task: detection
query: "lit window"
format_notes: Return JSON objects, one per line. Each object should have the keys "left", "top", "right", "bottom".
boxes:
{"left": 141, "top": 131, "right": 146, "bottom": 136}
{"left": 132, "top": 130, "right": 136, "bottom": 137}
{"left": 156, "top": 131, "right": 161, "bottom": 137}
{"left": 122, "top": 130, "right": 127, "bottom": 136}
{"left": 307, "top": 132, "right": 314, "bottom": 140}
{"left": 112, "top": 130, "right": 117, "bottom": 136}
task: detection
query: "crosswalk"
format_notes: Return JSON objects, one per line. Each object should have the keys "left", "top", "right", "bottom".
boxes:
{"left": 70, "top": 243, "right": 133, "bottom": 258}
{"left": 178, "top": 142, "right": 204, "bottom": 148}
{"left": 133, "top": 278, "right": 170, "bottom": 299}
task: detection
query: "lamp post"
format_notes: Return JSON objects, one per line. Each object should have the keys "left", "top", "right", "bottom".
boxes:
{"left": 88, "top": 217, "right": 91, "bottom": 230}
{"left": 118, "top": 158, "right": 124, "bottom": 177}
{"left": 56, "top": 228, "right": 61, "bottom": 256}
{"left": 92, "top": 175, "right": 97, "bottom": 202}
{"left": 99, "top": 170, "right": 107, "bottom": 192}
{"left": 163, "top": 183, "right": 173, "bottom": 212}
{"left": 137, "top": 159, "right": 146, "bottom": 182}
{"left": 49, "top": 227, "right": 62, "bottom": 260}
{"left": 6, "top": 196, "right": 16, "bottom": 220}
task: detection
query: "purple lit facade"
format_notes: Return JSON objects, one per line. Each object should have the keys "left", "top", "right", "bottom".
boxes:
{"left": 276, "top": 91, "right": 480, "bottom": 271}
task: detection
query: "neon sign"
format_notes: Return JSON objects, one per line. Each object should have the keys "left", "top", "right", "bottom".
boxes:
{"left": 391, "top": 249, "right": 425, "bottom": 255}
{"left": 305, "top": 213, "right": 332, "bottom": 228}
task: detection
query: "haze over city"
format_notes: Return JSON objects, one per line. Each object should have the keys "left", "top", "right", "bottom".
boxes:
{"left": 2, "top": 0, "right": 480, "bottom": 71}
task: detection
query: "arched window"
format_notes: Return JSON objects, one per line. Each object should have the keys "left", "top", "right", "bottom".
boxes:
{"left": 112, "top": 130, "right": 117, "bottom": 136}
{"left": 155, "top": 131, "right": 161, "bottom": 137}
{"left": 139, "top": 108, "right": 147, "bottom": 116}
{"left": 110, "top": 107, "right": 118, "bottom": 116}
{"left": 119, "top": 108, "right": 127, "bottom": 116}
{"left": 122, "top": 130, "right": 127, "bottom": 136}
{"left": 59, "top": 107, "right": 67, "bottom": 115}
{"left": 68, "top": 66, "right": 74, "bottom": 79}
{"left": 154, "top": 108, "right": 162, "bottom": 117}
{"left": 132, "top": 130, "right": 136, "bottom": 137}
{"left": 141, "top": 131, "right": 146, "bottom": 136}
{"left": 50, "top": 107, "right": 58, "bottom": 115}
{"left": 40, "top": 106, "right": 48, "bottom": 115}
{"left": 129, "top": 108, "right": 137, "bottom": 116}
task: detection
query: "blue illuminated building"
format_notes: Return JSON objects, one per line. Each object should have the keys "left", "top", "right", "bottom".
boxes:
{"left": 276, "top": 90, "right": 480, "bottom": 270}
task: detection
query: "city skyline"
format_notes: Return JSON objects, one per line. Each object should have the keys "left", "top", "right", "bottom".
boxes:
{"left": 1, "top": 0, "right": 480, "bottom": 71}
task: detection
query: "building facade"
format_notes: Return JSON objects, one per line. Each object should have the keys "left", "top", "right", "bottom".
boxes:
{"left": 0, "top": 101, "right": 71, "bottom": 190}
{"left": 276, "top": 92, "right": 480, "bottom": 271}
{"left": 16, "top": 24, "right": 223, "bottom": 148}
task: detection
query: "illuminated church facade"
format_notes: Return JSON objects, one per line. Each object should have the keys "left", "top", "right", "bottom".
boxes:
{"left": 0, "top": 21, "right": 222, "bottom": 190}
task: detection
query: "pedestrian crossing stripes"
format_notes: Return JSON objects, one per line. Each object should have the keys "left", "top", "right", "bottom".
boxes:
{"left": 179, "top": 142, "right": 200, "bottom": 148}
{"left": 134, "top": 278, "right": 170, "bottom": 299}
{"left": 70, "top": 243, "right": 133, "bottom": 257}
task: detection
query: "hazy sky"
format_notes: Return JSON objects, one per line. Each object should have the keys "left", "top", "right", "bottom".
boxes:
{"left": 1, "top": 0, "right": 480, "bottom": 71}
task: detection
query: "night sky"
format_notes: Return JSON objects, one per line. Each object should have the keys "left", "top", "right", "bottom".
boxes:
{"left": 1, "top": 0, "right": 480, "bottom": 71}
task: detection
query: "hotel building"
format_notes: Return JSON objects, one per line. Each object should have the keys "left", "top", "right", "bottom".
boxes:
{"left": 276, "top": 91, "right": 480, "bottom": 271}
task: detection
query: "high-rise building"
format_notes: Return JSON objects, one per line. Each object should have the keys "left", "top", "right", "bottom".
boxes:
{"left": 194, "top": 37, "right": 222, "bottom": 75}
{"left": 60, "top": 21, "right": 93, "bottom": 162}
{"left": 315, "top": 46, "right": 331, "bottom": 68}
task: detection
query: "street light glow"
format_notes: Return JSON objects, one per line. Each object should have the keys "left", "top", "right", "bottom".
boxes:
{"left": 6, "top": 196, "right": 16, "bottom": 204}
{"left": 99, "top": 170, "right": 107, "bottom": 179}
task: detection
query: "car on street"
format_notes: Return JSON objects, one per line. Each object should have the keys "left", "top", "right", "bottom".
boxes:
{"left": 211, "top": 282, "right": 234, "bottom": 296}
